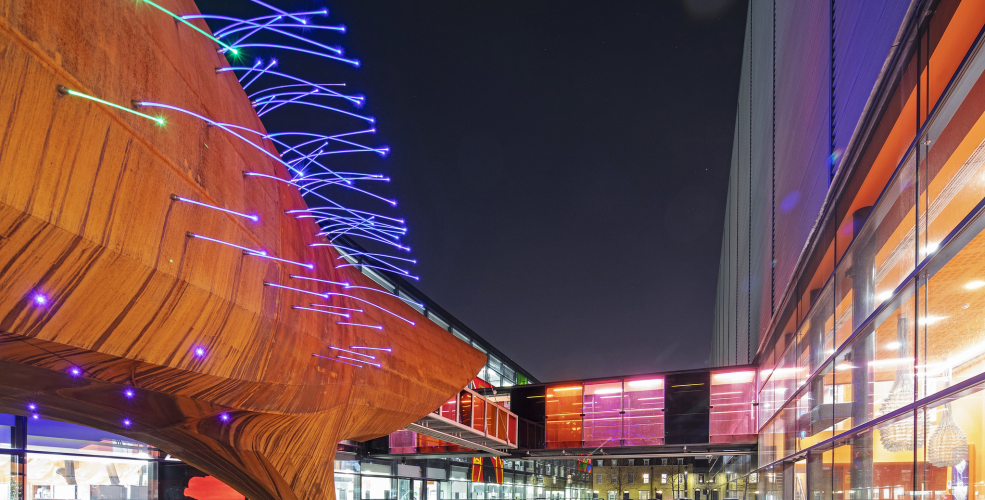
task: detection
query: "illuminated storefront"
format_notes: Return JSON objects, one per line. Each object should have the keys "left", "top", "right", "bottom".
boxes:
{"left": 717, "top": 0, "right": 985, "bottom": 497}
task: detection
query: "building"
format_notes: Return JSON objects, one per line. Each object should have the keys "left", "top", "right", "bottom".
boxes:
{"left": 714, "top": 0, "right": 985, "bottom": 500}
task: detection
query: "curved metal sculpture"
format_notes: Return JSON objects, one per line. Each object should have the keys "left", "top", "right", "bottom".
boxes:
{"left": 0, "top": 1, "right": 485, "bottom": 499}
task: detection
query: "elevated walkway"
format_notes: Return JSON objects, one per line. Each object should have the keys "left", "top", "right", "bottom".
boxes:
{"left": 404, "top": 387, "right": 518, "bottom": 455}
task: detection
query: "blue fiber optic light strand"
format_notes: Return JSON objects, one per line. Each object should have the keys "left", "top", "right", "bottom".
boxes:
{"left": 54, "top": 0, "right": 409, "bottom": 373}
{"left": 187, "top": 1, "right": 406, "bottom": 368}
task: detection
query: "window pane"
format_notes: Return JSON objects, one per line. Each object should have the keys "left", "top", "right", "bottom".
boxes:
{"left": 583, "top": 381, "right": 622, "bottom": 447}
{"left": 623, "top": 377, "right": 664, "bottom": 446}
{"left": 834, "top": 152, "right": 917, "bottom": 345}
{"left": 25, "top": 454, "right": 156, "bottom": 500}
{"left": 27, "top": 419, "right": 153, "bottom": 458}
{"left": 919, "top": 222, "right": 985, "bottom": 397}
{"left": 833, "top": 290, "right": 916, "bottom": 437}
{"left": 546, "top": 385, "right": 583, "bottom": 448}
{"left": 709, "top": 370, "right": 756, "bottom": 443}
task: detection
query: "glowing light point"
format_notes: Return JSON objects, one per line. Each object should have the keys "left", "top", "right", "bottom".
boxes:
{"left": 220, "top": 413, "right": 230, "bottom": 422}
{"left": 28, "top": 403, "right": 36, "bottom": 411}
{"left": 32, "top": 414, "right": 39, "bottom": 420}
{"left": 194, "top": 347, "right": 206, "bottom": 358}
{"left": 966, "top": 280, "right": 985, "bottom": 290}
{"left": 33, "top": 293, "right": 47, "bottom": 305}
{"left": 125, "top": 389, "right": 135, "bottom": 399}
{"left": 123, "top": 419, "right": 132, "bottom": 427}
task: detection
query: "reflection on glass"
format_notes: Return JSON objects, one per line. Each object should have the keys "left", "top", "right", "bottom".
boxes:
{"left": 709, "top": 371, "right": 755, "bottom": 443}
{"left": 583, "top": 381, "right": 622, "bottom": 447}
{"left": 623, "top": 377, "right": 664, "bottom": 446}
{"left": 362, "top": 476, "right": 394, "bottom": 500}
{"left": 24, "top": 455, "right": 154, "bottom": 500}
{"left": 920, "top": 227, "right": 985, "bottom": 397}
{"left": 546, "top": 385, "right": 583, "bottom": 448}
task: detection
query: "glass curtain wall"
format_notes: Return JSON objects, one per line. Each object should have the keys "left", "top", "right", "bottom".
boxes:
{"left": 757, "top": 2, "right": 985, "bottom": 500}
{"left": 544, "top": 372, "right": 752, "bottom": 448}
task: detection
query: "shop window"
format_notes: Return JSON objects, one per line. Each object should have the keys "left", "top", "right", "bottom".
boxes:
{"left": 639, "top": 491, "right": 650, "bottom": 500}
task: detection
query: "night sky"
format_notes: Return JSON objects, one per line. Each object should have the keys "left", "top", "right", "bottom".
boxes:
{"left": 203, "top": 0, "right": 748, "bottom": 382}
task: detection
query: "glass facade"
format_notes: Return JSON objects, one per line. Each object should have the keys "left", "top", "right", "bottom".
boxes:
{"left": 0, "top": 415, "right": 160, "bottom": 500}
{"left": 534, "top": 370, "right": 755, "bottom": 449}
{"left": 751, "top": 2, "right": 985, "bottom": 500}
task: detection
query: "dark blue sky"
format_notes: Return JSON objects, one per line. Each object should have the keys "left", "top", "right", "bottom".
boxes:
{"left": 204, "top": 0, "right": 748, "bottom": 382}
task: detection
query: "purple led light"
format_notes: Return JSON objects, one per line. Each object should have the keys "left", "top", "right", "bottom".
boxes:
{"left": 248, "top": 252, "right": 313, "bottom": 269}
{"left": 187, "top": 232, "right": 266, "bottom": 255}
{"left": 33, "top": 293, "right": 47, "bottom": 305}
{"left": 349, "top": 346, "right": 392, "bottom": 352}
{"left": 70, "top": 367, "right": 81, "bottom": 377}
{"left": 324, "top": 292, "right": 415, "bottom": 325}
{"left": 311, "top": 353, "right": 362, "bottom": 368}
{"left": 125, "top": 389, "right": 135, "bottom": 398}
{"left": 336, "top": 355, "right": 381, "bottom": 368}
{"left": 32, "top": 414, "right": 39, "bottom": 420}
{"left": 292, "top": 306, "right": 349, "bottom": 317}
{"left": 336, "top": 322, "right": 382, "bottom": 331}
{"left": 308, "top": 303, "right": 362, "bottom": 313}
{"left": 289, "top": 274, "right": 347, "bottom": 287}
{"left": 172, "top": 195, "right": 259, "bottom": 222}
{"left": 123, "top": 418, "right": 132, "bottom": 427}
{"left": 265, "top": 282, "right": 327, "bottom": 298}
{"left": 328, "top": 346, "right": 375, "bottom": 360}
{"left": 194, "top": 347, "right": 207, "bottom": 358}
{"left": 27, "top": 403, "right": 37, "bottom": 411}
{"left": 220, "top": 413, "right": 230, "bottom": 422}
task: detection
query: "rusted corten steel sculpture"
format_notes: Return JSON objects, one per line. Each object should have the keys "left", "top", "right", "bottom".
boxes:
{"left": 0, "top": 0, "right": 485, "bottom": 499}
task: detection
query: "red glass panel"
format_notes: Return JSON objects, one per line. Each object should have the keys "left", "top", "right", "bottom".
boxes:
{"left": 472, "top": 395, "right": 486, "bottom": 433}
{"left": 459, "top": 391, "right": 473, "bottom": 427}
{"left": 508, "top": 415, "right": 517, "bottom": 445}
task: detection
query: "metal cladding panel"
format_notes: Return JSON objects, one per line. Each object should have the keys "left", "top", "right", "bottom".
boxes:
{"left": 773, "top": 0, "right": 830, "bottom": 316}
{"left": 719, "top": 127, "right": 740, "bottom": 366}
{"left": 832, "top": 0, "right": 913, "bottom": 170}
{"left": 749, "top": 0, "right": 775, "bottom": 355}
{"left": 735, "top": 4, "right": 752, "bottom": 367}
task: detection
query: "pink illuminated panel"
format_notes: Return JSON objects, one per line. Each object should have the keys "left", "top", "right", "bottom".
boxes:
{"left": 623, "top": 377, "right": 664, "bottom": 445}
{"left": 709, "top": 369, "right": 757, "bottom": 443}
{"left": 389, "top": 429, "right": 418, "bottom": 454}
{"left": 582, "top": 380, "right": 622, "bottom": 447}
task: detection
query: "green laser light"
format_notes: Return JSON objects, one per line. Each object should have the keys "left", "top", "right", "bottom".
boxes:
{"left": 57, "top": 85, "right": 166, "bottom": 125}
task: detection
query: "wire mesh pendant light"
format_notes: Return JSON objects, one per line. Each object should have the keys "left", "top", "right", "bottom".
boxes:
{"left": 878, "top": 316, "right": 924, "bottom": 452}
{"left": 928, "top": 369, "right": 968, "bottom": 468}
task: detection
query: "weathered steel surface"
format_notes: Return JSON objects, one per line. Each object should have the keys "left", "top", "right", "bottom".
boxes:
{"left": 0, "top": 0, "right": 485, "bottom": 499}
